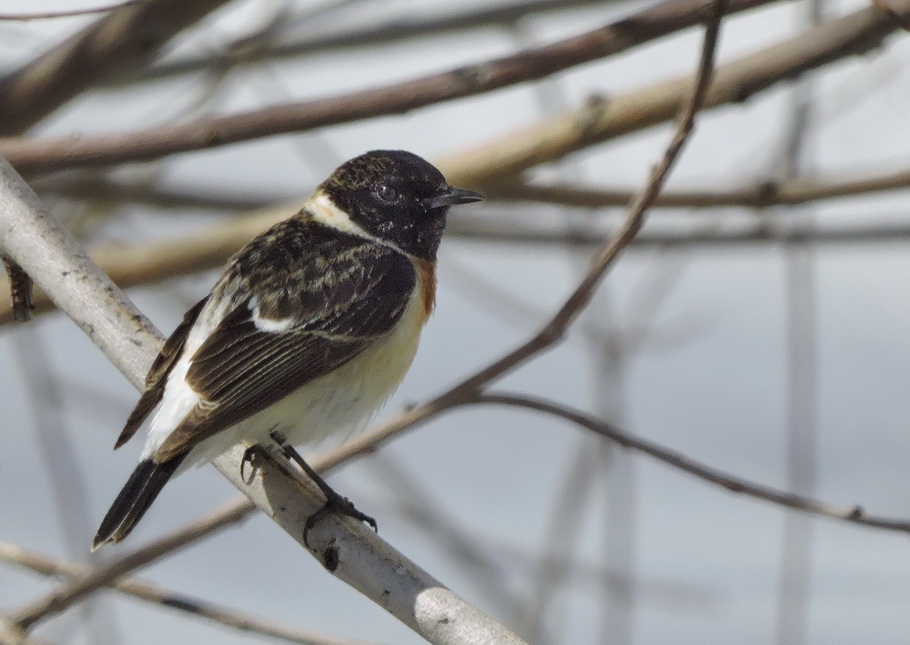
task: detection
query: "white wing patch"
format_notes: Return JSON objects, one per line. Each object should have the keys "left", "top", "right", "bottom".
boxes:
{"left": 249, "top": 296, "right": 296, "bottom": 332}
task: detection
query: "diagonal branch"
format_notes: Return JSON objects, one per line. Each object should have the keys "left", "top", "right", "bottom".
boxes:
{"left": 476, "top": 392, "right": 910, "bottom": 533}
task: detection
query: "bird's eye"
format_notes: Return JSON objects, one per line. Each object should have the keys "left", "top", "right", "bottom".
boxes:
{"left": 376, "top": 185, "right": 399, "bottom": 204}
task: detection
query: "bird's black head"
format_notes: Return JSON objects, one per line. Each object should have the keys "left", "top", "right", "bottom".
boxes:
{"left": 317, "top": 150, "right": 483, "bottom": 261}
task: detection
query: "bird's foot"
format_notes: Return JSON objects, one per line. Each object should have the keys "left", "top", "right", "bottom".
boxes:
{"left": 303, "top": 489, "right": 378, "bottom": 548}
{"left": 267, "top": 432, "right": 377, "bottom": 547}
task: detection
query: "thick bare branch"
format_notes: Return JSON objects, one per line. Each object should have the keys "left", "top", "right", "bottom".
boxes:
{"left": 0, "top": 155, "right": 159, "bottom": 379}
{"left": 0, "top": 208, "right": 286, "bottom": 324}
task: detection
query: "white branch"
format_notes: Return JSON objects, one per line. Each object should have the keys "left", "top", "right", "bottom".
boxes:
{"left": 0, "top": 154, "right": 526, "bottom": 645}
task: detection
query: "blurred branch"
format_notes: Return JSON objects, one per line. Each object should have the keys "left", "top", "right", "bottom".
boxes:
{"left": 431, "top": 0, "right": 725, "bottom": 396}
{"left": 0, "top": 0, "right": 771, "bottom": 174}
{"left": 34, "top": 175, "right": 286, "bottom": 211}
{"left": 868, "top": 0, "right": 910, "bottom": 30}
{"left": 0, "top": 2, "right": 135, "bottom": 20}
{"left": 6, "top": 497, "right": 250, "bottom": 631}
{"left": 476, "top": 392, "right": 910, "bottom": 534}
{"left": 0, "top": 208, "right": 288, "bottom": 324}
{"left": 138, "top": 0, "right": 616, "bottom": 82}
{"left": 438, "top": 0, "right": 910, "bottom": 187}
{"left": 0, "top": 623, "right": 52, "bottom": 645}
{"left": 0, "top": 541, "right": 375, "bottom": 645}
{"left": 8, "top": 211, "right": 910, "bottom": 327}
{"left": 0, "top": 0, "right": 233, "bottom": 136}
{"left": 446, "top": 215, "right": 910, "bottom": 247}
{"left": 489, "top": 165, "right": 910, "bottom": 208}
{"left": 0, "top": 155, "right": 526, "bottom": 642}
{"left": 35, "top": 160, "right": 910, "bottom": 213}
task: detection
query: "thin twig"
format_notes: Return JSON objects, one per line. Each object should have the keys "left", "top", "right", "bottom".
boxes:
{"left": 476, "top": 392, "right": 910, "bottom": 534}
{"left": 0, "top": 542, "right": 376, "bottom": 645}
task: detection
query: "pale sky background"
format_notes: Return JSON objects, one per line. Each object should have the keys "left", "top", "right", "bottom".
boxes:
{"left": 1, "top": 1, "right": 910, "bottom": 644}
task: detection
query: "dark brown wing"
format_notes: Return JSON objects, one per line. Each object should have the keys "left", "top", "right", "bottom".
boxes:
{"left": 154, "top": 218, "right": 416, "bottom": 461}
{"left": 114, "top": 296, "right": 210, "bottom": 449}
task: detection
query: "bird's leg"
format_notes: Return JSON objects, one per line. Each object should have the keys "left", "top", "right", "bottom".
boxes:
{"left": 268, "top": 431, "right": 377, "bottom": 547}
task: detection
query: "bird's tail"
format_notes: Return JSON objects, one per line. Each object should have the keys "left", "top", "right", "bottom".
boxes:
{"left": 92, "top": 455, "right": 185, "bottom": 550}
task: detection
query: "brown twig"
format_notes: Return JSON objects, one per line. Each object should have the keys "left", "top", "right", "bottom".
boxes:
{"left": 476, "top": 392, "right": 910, "bottom": 534}
{"left": 0, "top": 542, "right": 375, "bottom": 645}
{"left": 0, "top": 0, "right": 764, "bottom": 174}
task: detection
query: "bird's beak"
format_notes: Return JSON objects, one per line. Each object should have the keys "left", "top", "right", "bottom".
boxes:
{"left": 426, "top": 187, "right": 484, "bottom": 209}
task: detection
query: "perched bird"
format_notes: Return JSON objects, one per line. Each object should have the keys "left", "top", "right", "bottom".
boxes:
{"left": 93, "top": 150, "right": 483, "bottom": 549}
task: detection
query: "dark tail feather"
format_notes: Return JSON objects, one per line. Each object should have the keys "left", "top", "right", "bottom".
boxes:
{"left": 92, "top": 455, "right": 185, "bottom": 550}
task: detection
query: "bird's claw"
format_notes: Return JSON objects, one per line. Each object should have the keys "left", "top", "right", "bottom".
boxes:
{"left": 303, "top": 490, "right": 378, "bottom": 548}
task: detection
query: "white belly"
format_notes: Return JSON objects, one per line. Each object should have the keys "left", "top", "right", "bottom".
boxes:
{"left": 156, "top": 283, "right": 427, "bottom": 471}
